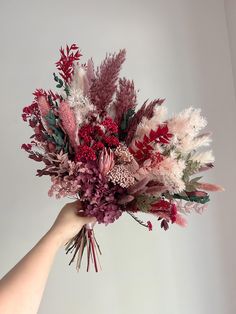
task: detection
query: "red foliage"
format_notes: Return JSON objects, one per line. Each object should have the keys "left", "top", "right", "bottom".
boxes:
{"left": 125, "top": 98, "right": 165, "bottom": 145}
{"left": 21, "top": 143, "right": 32, "bottom": 151}
{"left": 33, "top": 89, "right": 61, "bottom": 102}
{"left": 55, "top": 44, "right": 82, "bottom": 83}
{"left": 151, "top": 199, "right": 177, "bottom": 225}
{"left": 147, "top": 221, "right": 153, "bottom": 231}
{"left": 129, "top": 124, "right": 172, "bottom": 162}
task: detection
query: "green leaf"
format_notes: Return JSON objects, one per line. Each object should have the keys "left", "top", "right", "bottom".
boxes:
{"left": 52, "top": 133, "right": 64, "bottom": 146}
{"left": 53, "top": 73, "right": 59, "bottom": 82}
{"left": 120, "top": 109, "right": 135, "bottom": 131}
{"left": 45, "top": 110, "right": 56, "bottom": 127}
{"left": 64, "top": 84, "right": 70, "bottom": 97}
{"left": 173, "top": 193, "right": 210, "bottom": 204}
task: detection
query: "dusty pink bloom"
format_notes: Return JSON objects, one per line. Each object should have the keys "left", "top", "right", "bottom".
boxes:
{"left": 58, "top": 101, "right": 77, "bottom": 151}
{"left": 108, "top": 164, "right": 135, "bottom": 188}
{"left": 114, "top": 144, "right": 134, "bottom": 163}
{"left": 197, "top": 182, "right": 225, "bottom": 192}
{"left": 48, "top": 175, "right": 81, "bottom": 199}
{"left": 99, "top": 148, "right": 115, "bottom": 176}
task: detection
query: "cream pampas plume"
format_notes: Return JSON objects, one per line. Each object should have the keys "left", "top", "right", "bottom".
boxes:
{"left": 58, "top": 101, "right": 77, "bottom": 151}
{"left": 191, "top": 150, "right": 215, "bottom": 165}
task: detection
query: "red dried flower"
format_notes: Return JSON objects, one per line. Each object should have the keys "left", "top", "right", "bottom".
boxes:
{"left": 104, "top": 135, "right": 120, "bottom": 147}
{"left": 93, "top": 125, "right": 104, "bottom": 137}
{"left": 78, "top": 124, "right": 93, "bottom": 137}
{"left": 76, "top": 145, "right": 96, "bottom": 162}
{"left": 92, "top": 141, "right": 104, "bottom": 151}
{"left": 101, "top": 117, "right": 118, "bottom": 133}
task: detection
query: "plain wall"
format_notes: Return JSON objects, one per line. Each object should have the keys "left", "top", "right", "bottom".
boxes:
{"left": 0, "top": 0, "right": 235, "bottom": 313}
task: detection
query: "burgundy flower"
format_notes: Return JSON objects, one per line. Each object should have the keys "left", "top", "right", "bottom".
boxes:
{"left": 76, "top": 145, "right": 96, "bottom": 162}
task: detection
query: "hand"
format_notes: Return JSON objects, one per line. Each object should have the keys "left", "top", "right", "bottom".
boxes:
{"left": 49, "top": 200, "right": 97, "bottom": 247}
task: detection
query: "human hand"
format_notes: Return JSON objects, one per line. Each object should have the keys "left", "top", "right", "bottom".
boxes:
{"left": 49, "top": 200, "right": 97, "bottom": 247}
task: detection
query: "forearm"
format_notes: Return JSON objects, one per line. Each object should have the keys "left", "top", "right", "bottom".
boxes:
{"left": 0, "top": 229, "right": 62, "bottom": 314}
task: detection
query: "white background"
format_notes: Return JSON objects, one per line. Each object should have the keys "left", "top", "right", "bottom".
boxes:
{"left": 0, "top": 0, "right": 235, "bottom": 313}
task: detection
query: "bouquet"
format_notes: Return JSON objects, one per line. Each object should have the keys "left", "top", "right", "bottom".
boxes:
{"left": 21, "top": 44, "right": 223, "bottom": 272}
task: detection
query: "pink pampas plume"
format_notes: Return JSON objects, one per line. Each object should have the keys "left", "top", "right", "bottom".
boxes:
{"left": 197, "top": 182, "right": 225, "bottom": 192}
{"left": 38, "top": 96, "right": 50, "bottom": 117}
{"left": 117, "top": 195, "right": 135, "bottom": 205}
{"left": 58, "top": 101, "right": 77, "bottom": 151}
{"left": 113, "top": 78, "right": 137, "bottom": 126}
{"left": 86, "top": 58, "right": 95, "bottom": 87}
{"left": 37, "top": 95, "right": 52, "bottom": 134}
{"left": 89, "top": 49, "right": 126, "bottom": 112}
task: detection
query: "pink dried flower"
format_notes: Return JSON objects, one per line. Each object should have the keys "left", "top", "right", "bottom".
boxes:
{"left": 99, "top": 148, "right": 115, "bottom": 176}
{"left": 108, "top": 164, "right": 135, "bottom": 188}
{"left": 58, "top": 101, "right": 77, "bottom": 151}
{"left": 114, "top": 144, "right": 134, "bottom": 163}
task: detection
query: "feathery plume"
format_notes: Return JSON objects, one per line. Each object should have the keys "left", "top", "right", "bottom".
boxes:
{"left": 89, "top": 49, "right": 126, "bottom": 112}
{"left": 125, "top": 98, "right": 165, "bottom": 145}
{"left": 58, "top": 101, "right": 77, "bottom": 151}
{"left": 191, "top": 150, "right": 215, "bottom": 165}
{"left": 112, "top": 78, "right": 137, "bottom": 125}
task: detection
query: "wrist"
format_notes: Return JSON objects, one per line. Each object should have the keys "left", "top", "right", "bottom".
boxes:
{"left": 45, "top": 227, "right": 66, "bottom": 249}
